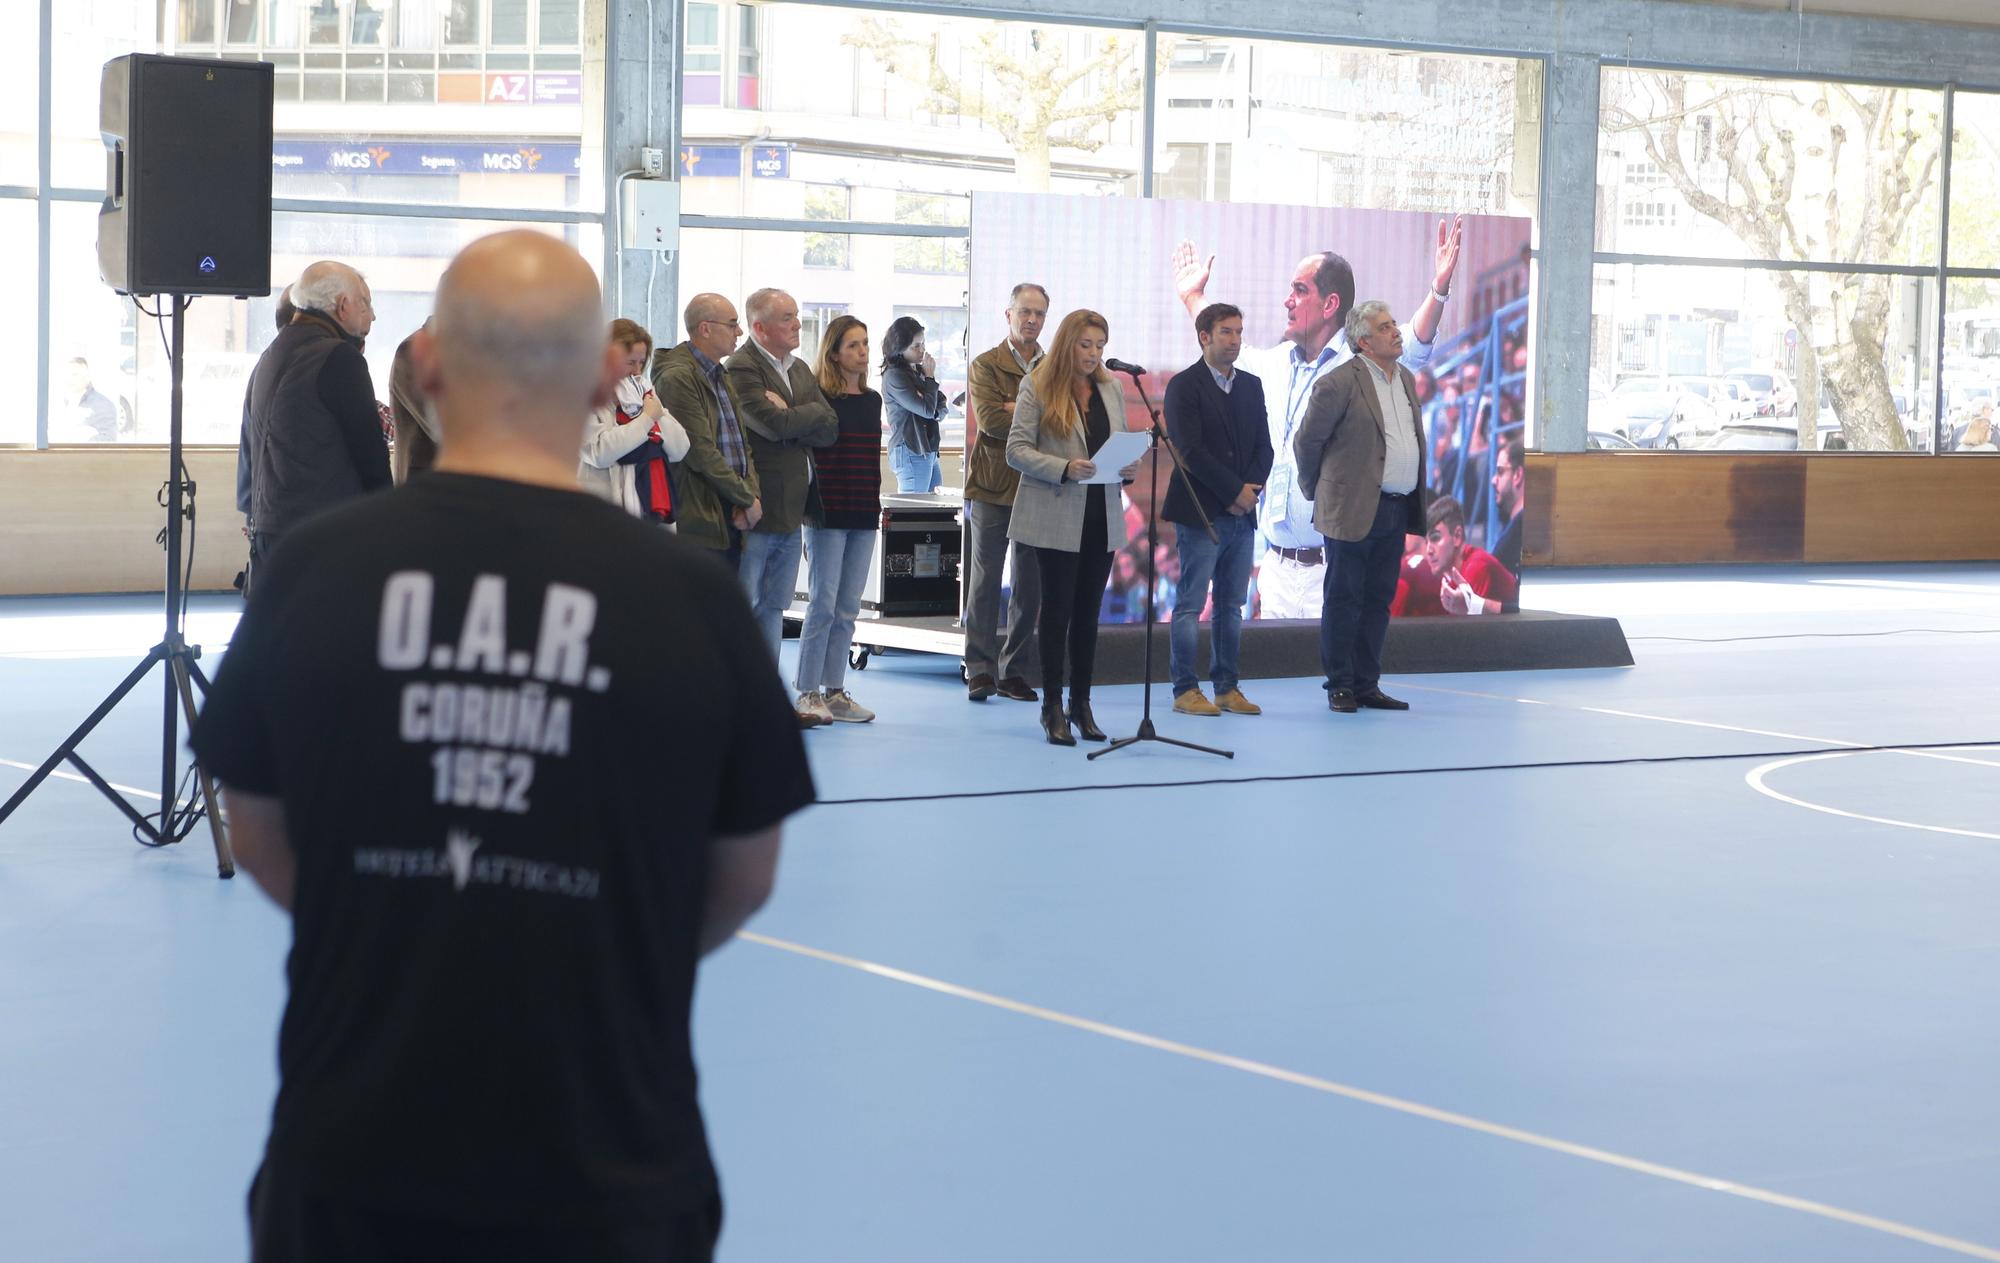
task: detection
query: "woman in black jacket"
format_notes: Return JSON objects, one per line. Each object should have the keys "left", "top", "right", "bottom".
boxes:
{"left": 879, "top": 316, "right": 950, "bottom": 492}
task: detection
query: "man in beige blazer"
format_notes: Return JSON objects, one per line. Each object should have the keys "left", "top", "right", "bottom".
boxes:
{"left": 1293, "top": 301, "right": 1429, "bottom": 714}
{"left": 725, "top": 287, "right": 839, "bottom": 659}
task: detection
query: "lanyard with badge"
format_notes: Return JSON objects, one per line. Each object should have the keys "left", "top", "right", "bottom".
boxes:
{"left": 1283, "top": 347, "right": 1338, "bottom": 445}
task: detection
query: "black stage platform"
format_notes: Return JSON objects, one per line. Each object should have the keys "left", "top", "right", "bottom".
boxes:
{"left": 805, "top": 609, "right": 1634, "bottom": 684}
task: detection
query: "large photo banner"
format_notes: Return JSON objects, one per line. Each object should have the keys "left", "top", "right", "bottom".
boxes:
{"left": 969, "top": 193, "right": 1533, "bottom": 621}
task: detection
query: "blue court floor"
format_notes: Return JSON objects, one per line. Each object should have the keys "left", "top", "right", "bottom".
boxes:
{"left": 2, "top": 564, "right": 1998, "bottom": 1262}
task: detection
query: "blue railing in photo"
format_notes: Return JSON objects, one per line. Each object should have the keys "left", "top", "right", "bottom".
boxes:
{"left": 1421, "top": 294, "right": 1528, "bottom": 552}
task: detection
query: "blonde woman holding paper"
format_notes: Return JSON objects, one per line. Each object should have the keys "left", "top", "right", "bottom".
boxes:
{"left": 1006, "top": 308, "right": 1142, "bottom": 747}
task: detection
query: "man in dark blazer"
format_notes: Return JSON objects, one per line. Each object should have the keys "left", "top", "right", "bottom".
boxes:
{"left": 724, "top": 287, "right": 839, "bottom": 659}
{"left": 1163, "top": 303, "right": 1274, "bottom": 717}
{"left": 1293, "top": 300, "right": 1429, "bottom": 714}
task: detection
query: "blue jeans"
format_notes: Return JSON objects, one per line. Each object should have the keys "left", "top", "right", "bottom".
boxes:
{"left": 796, "top": 526, "right": 876, "bottom": 693}
{"left": 1320, "top": 493, "right": 1407, "bottom": 694}
{"left": 890, "top": 445, "right": 941, "bottom": 493}
{"left": 1169, "top": 512, "right": 1256, "bottom": 697}
{"left": 738, "top": 527, "right": 804, "bottom": 660}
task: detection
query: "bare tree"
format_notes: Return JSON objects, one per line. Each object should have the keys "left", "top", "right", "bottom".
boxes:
{"left": 1605, "top": 74, "right": 1940, "bottom": 450}
{"left": 844, "top": 18, "right": 1144, "bottom": 192}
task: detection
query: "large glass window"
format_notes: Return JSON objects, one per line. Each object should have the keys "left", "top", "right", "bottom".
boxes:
{"left": 0, "top": 201, "right": 36, "bottom": 446}
{"left": 1595, "top": 68, "right": 1949, "bottom": 453}
{"left": 0, "top": 4, "right": 36, "bottom": 185}
{"left": 1589, "top": 263, "right": 1938, "bottom": 453}
{"left": 54, "top": 1, "right": 591, "bottom": 210}
{"left": 676, "top": 225, "right": 971, "bottom": 449}
{"left": 680, "top": 3, "right": 1144, "bottom": 218}
{"left": 1945, "top": 92, "right": 2000, "bottom": 453}
{"left": 48, "top": 199, "right": 598, "bottom": 446}
{"left": 1152, "top": 37, "right": 1541, "bottom": 221}
{"left": 22, "top": 1, "right": 602, "bottom": 448}
{"left": 1599, "top": 69, "right": 1945, "bottom": 267}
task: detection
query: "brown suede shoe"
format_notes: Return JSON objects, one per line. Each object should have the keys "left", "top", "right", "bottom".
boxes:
{"left": 1172, "top": 689, "right": 1221, "bottom": 717}
{"left": 995, "top": 676, "right": 1039, "bottom": 702}
{"left": 967, "top": 673, "right": 997, "bottom": 702}
{"left": 1214, "top": 688, "right": 1262, "bottom": 715}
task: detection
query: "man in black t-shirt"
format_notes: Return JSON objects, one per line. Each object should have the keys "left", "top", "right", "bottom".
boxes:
{"left": 192, "top": 231, "right": 815, "bottom": 1263}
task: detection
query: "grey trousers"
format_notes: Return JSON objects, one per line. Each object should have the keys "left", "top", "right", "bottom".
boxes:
{"left": 962, "top": 497, "right": 1041, "bottom": 681}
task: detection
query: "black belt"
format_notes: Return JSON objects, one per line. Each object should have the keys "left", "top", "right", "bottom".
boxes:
{"left": 1381, "top": 489, "right": 1408, "bottom": 499}
{"left": 1271, "top": 545, "right": 1324, "bottom": 565}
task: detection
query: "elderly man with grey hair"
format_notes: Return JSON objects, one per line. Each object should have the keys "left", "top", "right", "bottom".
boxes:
{"left": 193, "top": 231, "right": 813, "bottom": 1262}
{"left": 1292, "top": 299, "right": 1429, "bottom": 715}
{"left": 238, "top": 260, "right": 389, "bottom": 579}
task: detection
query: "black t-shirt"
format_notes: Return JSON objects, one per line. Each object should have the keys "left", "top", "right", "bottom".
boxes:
{"left": 191, "top": 472, "right": 815, "bottom": 1227}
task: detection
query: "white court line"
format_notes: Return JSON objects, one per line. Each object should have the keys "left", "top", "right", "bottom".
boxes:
{"left": 0, "top": 758, "right": 163, "bottom": 801}
{"left": 741, "top": 930, "right": 2000, "bottom": 1261}
{"left": 1746, "top": 749, "right": 2000, "bottom": 843}
{"left": 1398, "top": 682, "right": 2000, "bottom": 769}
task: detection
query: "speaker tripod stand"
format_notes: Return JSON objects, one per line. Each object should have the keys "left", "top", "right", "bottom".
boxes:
{"left": 1090, "top": 366, "right": 1233, "bottom": 763}
{"left": 0, "top": 295, "right": 234, "bottom": 876}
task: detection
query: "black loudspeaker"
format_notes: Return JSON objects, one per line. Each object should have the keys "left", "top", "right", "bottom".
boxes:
{"left": 98, "top": 54, "right": 274, "bottom": 297}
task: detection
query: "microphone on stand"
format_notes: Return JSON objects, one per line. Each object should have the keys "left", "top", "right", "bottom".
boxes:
{"left": 1104, "top": 358, "right": 1147, "bottom": 377}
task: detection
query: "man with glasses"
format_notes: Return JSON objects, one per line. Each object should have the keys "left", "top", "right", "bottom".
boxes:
{"left": 240, "top": 260, "right": 390, "bottom": 584}
{"left": 651, "top": 293, "right": 765, "bottom": 571}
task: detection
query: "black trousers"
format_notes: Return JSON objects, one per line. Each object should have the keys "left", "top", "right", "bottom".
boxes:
{"left": 250, "top": 1163, "right": 721, "bottom": 1263}
{"left": 1319, "top": 492, "right": 1407, "bottom": 694}
{"left": 1032, "top": 493, "right": 1113, "bottom": 703}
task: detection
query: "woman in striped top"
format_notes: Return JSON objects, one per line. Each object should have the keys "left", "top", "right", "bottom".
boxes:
{"left": 794, "top": 315, "right": 884, "bottom": 725}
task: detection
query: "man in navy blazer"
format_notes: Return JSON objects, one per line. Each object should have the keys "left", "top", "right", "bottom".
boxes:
{"left": 1162, "top": 303, "right": 1275, "bottom": 716}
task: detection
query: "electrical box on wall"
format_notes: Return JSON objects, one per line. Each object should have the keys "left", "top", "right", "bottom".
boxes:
{"left": 621, "top": 178, "right": 680, "bottom": 253}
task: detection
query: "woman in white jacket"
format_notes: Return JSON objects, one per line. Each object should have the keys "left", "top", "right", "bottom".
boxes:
{"left": 579, "top": 318, "right": 690, "bottom": 520}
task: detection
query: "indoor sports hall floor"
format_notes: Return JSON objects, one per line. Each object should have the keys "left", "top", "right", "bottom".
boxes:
{"left": 3, "top": 564, "right": 1997, "bottom": 1262}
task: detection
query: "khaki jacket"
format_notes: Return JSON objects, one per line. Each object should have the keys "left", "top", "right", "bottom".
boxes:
{"left": 651, "top": 342, "right": 759, "bottom": 550}
{"left": 965, "top": 340, "right": 1035, "bottom": 505}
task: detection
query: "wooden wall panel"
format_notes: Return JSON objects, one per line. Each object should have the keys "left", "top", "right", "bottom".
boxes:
{"left": 1527, "top": 452, "right": 2000, "bottom": 567}
{"left": 0, "top": 448, "right": 964, "bottom": 596}
{"left": 1803, "top": 457, "right": 2000, "bottom": 562}
{"left": 1, "top": 449, "right": 248, "bottom": 595}
{"left": 1524, "top": 453, "right": 1806, "bottom": 566}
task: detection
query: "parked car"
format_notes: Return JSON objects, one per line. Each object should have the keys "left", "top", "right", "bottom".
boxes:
{"left": 1725, "top": 370, "right": 1798, "bottom": 419}
{"left": 1606, "top": 377, "right": 1722, "bottom": 448}
{"left": 1672, "top": 375, "right": 1755, "bottom": 424}
{"left": 1586, "top": 429, "right": 1640, "bottom": 450}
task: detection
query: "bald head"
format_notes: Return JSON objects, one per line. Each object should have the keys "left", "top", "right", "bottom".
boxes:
{"left": 411, "top": 232, "right": 620, "bottom": 480}
{"left": 683, "top": 292, "right": 740, "bottom": 362}
{"left": 431, "top": 231, "right": 605, "bottom": 411}
{"left": 293, "top": 260, "right": 373, "bottom": 338}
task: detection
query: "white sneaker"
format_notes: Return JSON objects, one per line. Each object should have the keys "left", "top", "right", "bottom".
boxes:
{"left": 823, "top": 690, "right": 876, "bottom": 723}
{"left": 796, "top": 690, "right": 834, "bottom": 725}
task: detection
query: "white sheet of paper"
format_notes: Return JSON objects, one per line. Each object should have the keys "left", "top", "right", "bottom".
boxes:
{"left": 1079, "top": 430, "right": 1152, "bottom": 484}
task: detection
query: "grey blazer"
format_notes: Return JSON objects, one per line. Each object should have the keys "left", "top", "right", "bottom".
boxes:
{"left": 1005, "top": 374, "right": 1132, "bottom": 553}
{"left": 1292, "top": 355, "right": 1428, "bottom": 544}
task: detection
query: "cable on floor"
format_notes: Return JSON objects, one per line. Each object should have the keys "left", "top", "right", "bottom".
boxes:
{"left": 813, "top": 736, "right": 2000, "bottom": 808}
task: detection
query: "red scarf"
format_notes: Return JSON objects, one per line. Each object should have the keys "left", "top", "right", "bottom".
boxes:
{"left": 625, "top": 384, "right": 672, "bottom": 521}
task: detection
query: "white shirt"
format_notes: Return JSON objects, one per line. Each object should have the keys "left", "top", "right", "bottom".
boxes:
{"left": 1242, "top": 327, "right": 1435, "bottom": 550}
{"left": 1208, "top": 363, "right": 1235, "bottom": 394}
{"left": 1362, "top": 355, "right": 1420, "bottom": 495}
{"left": 752, "top": 338, "right": 795, "bottom": 397}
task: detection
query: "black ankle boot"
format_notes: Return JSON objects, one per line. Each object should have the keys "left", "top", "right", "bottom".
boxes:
{"left": 1040, "top": 698, "right": 1076, "bottom": 746}
{"left": 1067, "top": 698, "right": 1106, "bottom": 742}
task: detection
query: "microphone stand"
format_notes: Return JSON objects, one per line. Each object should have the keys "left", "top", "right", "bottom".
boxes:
{"left": 1091, "top": 366, "right": 1232, "bottom": 762}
